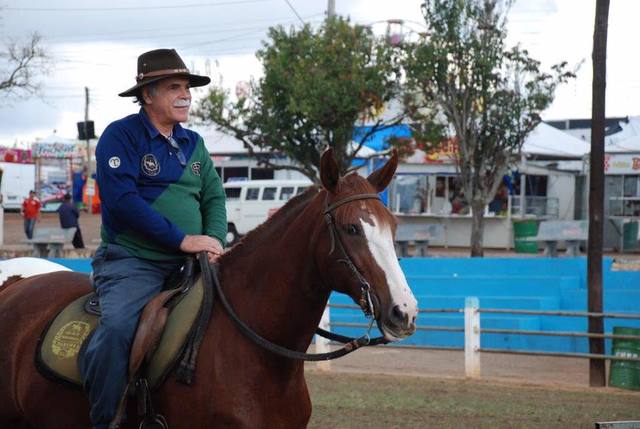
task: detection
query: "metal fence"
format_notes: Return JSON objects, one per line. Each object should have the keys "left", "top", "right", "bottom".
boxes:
{"left": 318, "top": 299, "right": 640, "bottom": 378}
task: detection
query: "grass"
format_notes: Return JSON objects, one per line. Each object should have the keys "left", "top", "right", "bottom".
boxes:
{"left": 306, "top": 372, "right": 640, "bottom": 429}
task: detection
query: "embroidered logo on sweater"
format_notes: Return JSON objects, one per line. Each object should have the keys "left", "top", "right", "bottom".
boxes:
{"left": 191, "top": 162, "right": 201, "bottom": 176}
{"left": 108, "top": 156, "right": 121, "bottom": 168}
{"left": 141, "top": 154, "right": 160, "bottom": 176}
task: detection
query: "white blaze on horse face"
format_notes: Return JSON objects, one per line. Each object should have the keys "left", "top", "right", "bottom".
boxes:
{"left": 361, "top": 216, "right": 418, "bottom": 338}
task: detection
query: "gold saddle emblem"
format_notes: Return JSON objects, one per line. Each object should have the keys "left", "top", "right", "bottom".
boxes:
{"left": 51, "top": 321, "right": 92, "bottom": 359}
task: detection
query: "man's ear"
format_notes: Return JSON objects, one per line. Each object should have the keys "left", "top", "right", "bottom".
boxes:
{"left": 141, "top": 87, "right": 153, "bottom": 104}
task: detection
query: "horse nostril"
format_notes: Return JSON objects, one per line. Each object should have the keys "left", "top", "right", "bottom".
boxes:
{"left": 390, "top": 305, "right": 407, "bottom": 326}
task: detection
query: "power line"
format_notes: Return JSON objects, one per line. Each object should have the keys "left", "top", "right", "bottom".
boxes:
{"left": 5, "top": 0, "right": 271, "bottom": 12}
{"left": 47, "top": 19, "right": 319, "bottom": 44}
{"left": 283, "top": 0, "right": 305, "bottom": 25}
{"left": 45, "top": 13, "right": 323, "bottom": 41}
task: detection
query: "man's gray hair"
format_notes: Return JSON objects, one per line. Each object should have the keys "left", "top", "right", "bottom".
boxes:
{"left": 134, "top": 83, "right": 159, "bottom": 106}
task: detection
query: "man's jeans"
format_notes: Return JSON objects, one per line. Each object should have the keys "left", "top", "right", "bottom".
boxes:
{"left": 78, "top": 243, "right": 182, "bottom": 429}
{"left": 24, "top": 218, "right": 36, "bottom": 239}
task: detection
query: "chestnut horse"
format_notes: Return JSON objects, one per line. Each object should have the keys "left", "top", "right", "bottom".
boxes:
{"left": 0, "top": 149, "right": 418, "bottom": 428}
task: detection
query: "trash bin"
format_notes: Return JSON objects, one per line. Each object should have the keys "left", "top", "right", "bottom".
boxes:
{"left": 512, "top": 220, "right": 538, "bottom": 254}
{"left": 609, "top": 326, "right": 640, "bottom": 390}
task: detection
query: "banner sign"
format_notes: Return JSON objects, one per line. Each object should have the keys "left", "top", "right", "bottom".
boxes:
{"left": 0, "top": 147, "right": 33, "bottom": 163}
{"left": 604, "top": 154, "right": 640, "bottom": 174}
{"left": 32, "top": 142, "right": 79, "bottom": 159}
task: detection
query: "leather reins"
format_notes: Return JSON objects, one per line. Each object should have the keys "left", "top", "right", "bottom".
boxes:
{"left": 203, "top": 191, "right": 389, "bottom": 361}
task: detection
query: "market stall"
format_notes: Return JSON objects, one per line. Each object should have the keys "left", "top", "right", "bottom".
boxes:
{"left": 31, "top": 135, "right": 80, "bottom": 212}
{"left": 388, "top": 123, "right": 590, "bottom": 250}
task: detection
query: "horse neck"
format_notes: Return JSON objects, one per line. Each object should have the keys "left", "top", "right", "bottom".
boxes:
{"left": 218, "top": 195, "right": 330, "bottom": 350}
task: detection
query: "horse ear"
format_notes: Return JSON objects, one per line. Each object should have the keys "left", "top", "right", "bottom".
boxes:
{"left": 367, "top": 149, "right": 398, "bottom": 193}
{"left": 320, "top": 147, "right": 340, "bottom": 193}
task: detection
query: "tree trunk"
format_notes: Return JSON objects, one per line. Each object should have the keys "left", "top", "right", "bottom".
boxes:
{"left": 470, "top": 200, "right": 485, "bottom": 257}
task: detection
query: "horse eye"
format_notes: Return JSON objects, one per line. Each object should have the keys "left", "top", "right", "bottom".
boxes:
{"left": 347, "top": 224, "right": 361, "bottom": 236}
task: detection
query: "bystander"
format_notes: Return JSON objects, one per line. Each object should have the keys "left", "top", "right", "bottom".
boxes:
{"left": 57, "top": 193, "right": 85, "bottom": 248}
{"left": 21, "top": 190, "right": 41, "bottom": 240}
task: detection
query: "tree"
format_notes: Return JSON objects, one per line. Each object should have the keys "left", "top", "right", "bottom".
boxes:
{"left": 399, "top": 0, "right": 574, "bottom": 256}
{"left": 195, "top": 17, "right": 403, "bottom": 182}
{"left": 0, "top": 33, "right": 48, "bottom": 96}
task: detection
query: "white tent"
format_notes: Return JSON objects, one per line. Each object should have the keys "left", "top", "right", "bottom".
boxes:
{"left": 522, "top": 122, "right": 590, "bottom": 158}
{"left": 37, "top": 134, "right": 78, "bottom": 145}
{"left": 605, "top": 116, "right": 640, "bottom": 145}
{"left": 605, "top": 135, "right": 640, "bottom": 153}
{"left": 196, "top": 126, "right": 270, "bottom": 155}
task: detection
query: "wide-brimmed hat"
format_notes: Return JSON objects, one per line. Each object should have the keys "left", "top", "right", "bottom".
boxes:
{"left": 118, "top": 48, "right": 211, "bottom": 97}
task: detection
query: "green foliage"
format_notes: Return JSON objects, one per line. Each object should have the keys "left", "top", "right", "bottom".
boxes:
{"left": 401, "top": 0, "right": 574, "bottom": 255}
{"left": 195, "top": 17, "right": 403, "bottom": 181}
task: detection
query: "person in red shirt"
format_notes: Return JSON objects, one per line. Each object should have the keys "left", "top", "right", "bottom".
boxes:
{"left": 21, "top": 190, "right": 41, "bottom": 239}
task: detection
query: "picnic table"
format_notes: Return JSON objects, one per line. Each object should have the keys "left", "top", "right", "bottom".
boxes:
{"left": 526, "top": 220, "right": 588, "bottom": 257}
{"left": 395, "top": 223, "right": 445, "bottom": 257}
{"left": 25, "top": 227, "right": 77, "bottom": 258}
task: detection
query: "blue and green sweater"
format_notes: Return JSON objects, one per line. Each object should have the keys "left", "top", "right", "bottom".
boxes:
{"left": 96, "top": 108, "right": 227, "bottom": 260}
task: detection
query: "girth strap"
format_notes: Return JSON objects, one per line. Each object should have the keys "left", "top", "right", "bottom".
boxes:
{"left": 175, "top": 253, "right": 214, "bottom": 385}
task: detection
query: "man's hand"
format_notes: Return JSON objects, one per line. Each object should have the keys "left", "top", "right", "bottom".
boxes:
{"left": 179, "top": 235, "right": 224, "bottom": 262}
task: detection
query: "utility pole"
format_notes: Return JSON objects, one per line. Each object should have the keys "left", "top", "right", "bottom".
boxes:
{"left": 588, "top": 0, "right": 610, "bottom": 387}
{"left": 84, "top": 86, "right": 93, "bottom": 214}
{"left": 327, "top": 0, "right": 335, "bottom": 18}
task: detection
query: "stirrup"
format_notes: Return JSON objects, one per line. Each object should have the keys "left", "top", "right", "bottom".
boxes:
{"left": 136, "top": 378, "right": 169, "bottom": 429}
{"left": 139, "top": 414, "right": 168, "bottom": 429}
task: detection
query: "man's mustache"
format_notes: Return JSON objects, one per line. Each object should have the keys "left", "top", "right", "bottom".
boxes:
{"left": 173, "top": 99, "right": 191, "bottom": 108}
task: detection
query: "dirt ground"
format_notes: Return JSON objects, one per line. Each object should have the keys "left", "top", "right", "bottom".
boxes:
{"left": 2, "top": 211, "right": 102, "bottom": 247}
{"left": 2, "top": 211, "right": 638, "bottom": 391}
{"left": 304, "top": 345, "right": 606, "bottom": 391}
{"left": 305, "top": 372, "right": 640, "bottom": 429}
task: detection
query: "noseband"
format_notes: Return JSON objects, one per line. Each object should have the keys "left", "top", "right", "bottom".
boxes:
{"left": 323, "top": 193, "right": 381, "bottom": 320}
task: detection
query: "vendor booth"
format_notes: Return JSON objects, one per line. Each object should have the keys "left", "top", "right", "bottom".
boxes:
{"left": 388, "top": 123, "right": 590, "bottom": 249}
{"left": 31, "top": 135, "right": 80, "bottom": 212}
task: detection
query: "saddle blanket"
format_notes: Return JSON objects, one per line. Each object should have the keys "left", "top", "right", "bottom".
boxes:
{"left": 36, "top": 275, "right": 205, "bottom": 389}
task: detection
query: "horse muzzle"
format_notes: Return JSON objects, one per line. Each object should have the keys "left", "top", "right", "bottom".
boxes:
{"left": 378, "top": 303, "right": 417, "bottom": 341}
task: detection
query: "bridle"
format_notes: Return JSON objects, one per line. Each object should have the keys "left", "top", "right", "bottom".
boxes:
{"left": 204, "top": 189, "right": 389, "bottom": 362}
{"left": 323, "top": 192, "right": 381, "bottom": 320}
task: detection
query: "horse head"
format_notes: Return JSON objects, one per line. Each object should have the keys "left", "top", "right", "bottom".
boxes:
{"left": 316, "top": 148, "right": 418, "bottom": 341}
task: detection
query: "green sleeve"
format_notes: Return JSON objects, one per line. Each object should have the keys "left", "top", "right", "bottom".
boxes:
{"left": 198, "top": 139, "right": 228, "bottom": 246}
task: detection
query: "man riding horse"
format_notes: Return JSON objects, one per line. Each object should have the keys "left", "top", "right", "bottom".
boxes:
{"left": 79, "top": 48, "right": 227, "bottom": 429}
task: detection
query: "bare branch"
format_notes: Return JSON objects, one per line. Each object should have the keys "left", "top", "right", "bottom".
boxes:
{"left": 0, "top": 33, "right": 48, "bottom": 97}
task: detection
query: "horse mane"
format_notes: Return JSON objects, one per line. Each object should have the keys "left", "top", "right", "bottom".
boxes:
{"left": 219, "top": 185, "right": 321, "bottom": 266}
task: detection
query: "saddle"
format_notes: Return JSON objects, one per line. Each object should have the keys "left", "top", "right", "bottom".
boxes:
{"left": 35, "top": 257, "right": 208, "bottom": 390}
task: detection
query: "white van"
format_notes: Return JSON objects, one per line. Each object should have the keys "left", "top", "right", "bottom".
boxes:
{"left": 0, "top": 162, "right": 36, "bottom": 211}
{"left": 223, "top": 179, "right": 313, "bottom": 244}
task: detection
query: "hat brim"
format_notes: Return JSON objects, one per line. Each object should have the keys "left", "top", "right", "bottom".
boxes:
{"left": 118, "top": 73, "right": 211, "bottom": 97}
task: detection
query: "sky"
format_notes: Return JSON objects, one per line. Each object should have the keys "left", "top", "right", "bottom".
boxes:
{"left": 0, "top": 0, "right": 639, "bottom": 147}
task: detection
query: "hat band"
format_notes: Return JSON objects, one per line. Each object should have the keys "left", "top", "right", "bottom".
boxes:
{"left": 136, "top": 68, "right": 190, "bottom": 81}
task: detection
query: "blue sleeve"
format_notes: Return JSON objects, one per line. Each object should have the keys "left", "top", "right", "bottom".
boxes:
{"left": 96, "top": 124, "right": 185, "bottom": 250}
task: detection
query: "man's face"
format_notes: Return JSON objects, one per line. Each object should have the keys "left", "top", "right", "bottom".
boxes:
{"left": 144, "top": 77, "right": 191, "bottom": 127}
